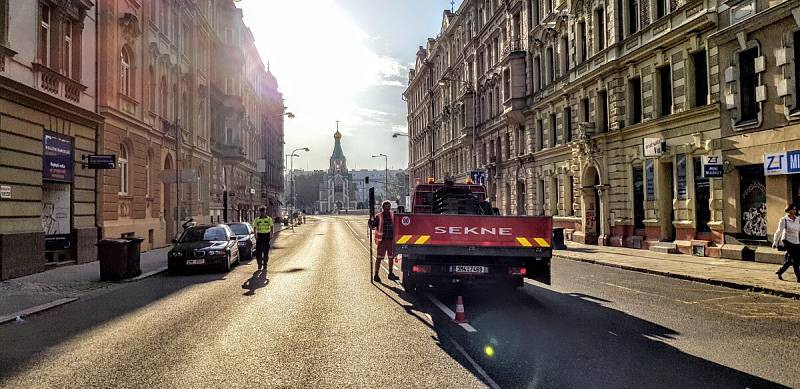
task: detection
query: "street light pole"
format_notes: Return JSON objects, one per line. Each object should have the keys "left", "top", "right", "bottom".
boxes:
{"left": 372, "top": 153, "right": 388, "bottom": 202}
{"left": 288, "top": 147, "right": 310, "bottom": 230}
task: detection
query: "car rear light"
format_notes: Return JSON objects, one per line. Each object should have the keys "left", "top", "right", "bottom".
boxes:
{"left": 412, "top": 265, "right": 431, "bottom": 273}
{"left": 508, "top": 267, "right": 526, "bottom": 276}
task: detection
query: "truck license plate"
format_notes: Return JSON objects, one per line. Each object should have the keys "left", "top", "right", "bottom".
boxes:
{"left": 186, "top": 259, "right": 205, "bottom": 265}
{"left": 450, "top": 265, "right": 488, "bottom": 274}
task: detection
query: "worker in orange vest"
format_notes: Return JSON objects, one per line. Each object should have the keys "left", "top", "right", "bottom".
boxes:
{"left": 369, "top": 201, "right": 399, "bottom": 283}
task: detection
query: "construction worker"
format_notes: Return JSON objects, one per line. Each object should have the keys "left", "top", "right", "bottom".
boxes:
{"left": 369, "top": 201, "right": 399, "bottom": 283}
{"left": 252, "top": 207, "right": 274, "bottom": 271}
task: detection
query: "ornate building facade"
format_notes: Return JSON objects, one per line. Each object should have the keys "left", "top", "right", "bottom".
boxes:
{"left": 0, "top": 0, "right": 101, "bottom": 279}
{"left": 406, "top": 0, "right": 725, "bottom": 256}
{"left": 318, "top": 130, "right": 357, "bottom": 213}
{"left": 96, "top": 0, "right": 284, "bottom": 251}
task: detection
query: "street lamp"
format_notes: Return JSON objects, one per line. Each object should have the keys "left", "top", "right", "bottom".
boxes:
{"left": 263, "top": 111, "right": 294, "bottom": 218}
{"left": 372, "top": 154, "right": 388, "bottom": 202}
{"left": 289, "top": 147, "right": 310, "bottom": 230}
{"left": 392, "top": 132, "right": 409, "bottom": 138}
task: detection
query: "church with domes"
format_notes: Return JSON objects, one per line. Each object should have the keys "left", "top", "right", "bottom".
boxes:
{"left": 318, "top": 129, "right": 357, "bottom": 213}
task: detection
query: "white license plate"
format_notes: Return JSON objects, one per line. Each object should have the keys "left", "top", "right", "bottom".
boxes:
{"left": 186, "top": 259, "right": 205, "bottom": 265}
{"left": 450, "top": 265, "right": 488, "bottom": 274}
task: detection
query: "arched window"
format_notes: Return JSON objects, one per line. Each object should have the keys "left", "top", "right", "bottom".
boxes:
{"left": 119, "top": 144, "right": 129, "bottom": 195}
{"left": 121, "top": 47, "right": 131, "bottom": 96}
{"left": 148, "top": 65, "right": 156, "bottom": 110}
{"left": 160, "top": 76, "right": 168, "bottom": 117}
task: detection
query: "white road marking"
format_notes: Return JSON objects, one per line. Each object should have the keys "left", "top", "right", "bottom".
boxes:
{"left": 447, "top": 334, "right": 502, "bottom": 389}
{"left": 608, "top": 331, "right": 618, "bottom": 336}
{"left": 426, "top": 294, "right": 477, "bottom": 333}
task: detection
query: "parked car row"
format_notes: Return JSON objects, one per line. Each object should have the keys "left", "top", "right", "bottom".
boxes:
{"left": 167, "top": 222, "right": 256, "bottom": 275}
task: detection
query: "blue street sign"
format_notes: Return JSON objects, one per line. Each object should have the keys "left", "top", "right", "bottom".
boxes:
{"left": 788, "top": 150, "right": 800, "bottom": 174}
{"left": 470, "top": 170, "right": 487, "bottom": 186}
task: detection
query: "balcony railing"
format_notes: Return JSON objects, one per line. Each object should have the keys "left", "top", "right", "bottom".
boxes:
{"left": 503, "top": 39, "right": 525, "bottom": 57}
{"left": 212, "top": 140, "right": 247, "bottom": 162}
{"left": 33, "top": 63, "right": 86, "bottom": 103}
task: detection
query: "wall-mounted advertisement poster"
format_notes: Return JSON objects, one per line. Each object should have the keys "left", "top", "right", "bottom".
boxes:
{"left": 42, "top": 182, "right": 71, "bottom": 250}
{"left": 42, "top": 131, "right": 73, "bottom": 182}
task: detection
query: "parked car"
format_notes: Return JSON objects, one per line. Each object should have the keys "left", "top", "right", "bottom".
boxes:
{"left": 168, "top": 224, "right": 240, "bottom": 274}
{"left": 227, "top": 222, "right": 256, "bottom": 261}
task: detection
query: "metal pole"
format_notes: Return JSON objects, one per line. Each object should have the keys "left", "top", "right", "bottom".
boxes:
{"left": 290, "top": 154, "right": 294, "bottom": 231}
{"left": 384, "top": 155, "right": 388, "bottom": 203}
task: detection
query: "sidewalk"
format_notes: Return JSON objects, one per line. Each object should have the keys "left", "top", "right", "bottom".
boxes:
{"left": 555, "top": 242, "right": 800, "bottom": 299}
{"left": 0, "top": 223, "right": 287, "bottom": 324}
{"left": 0, "top": 246, "right": 171, "bottom": 323}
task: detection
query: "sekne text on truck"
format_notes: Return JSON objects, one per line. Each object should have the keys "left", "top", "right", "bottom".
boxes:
{"left": 393, "top": 181, "right": 552, "bottom": 292}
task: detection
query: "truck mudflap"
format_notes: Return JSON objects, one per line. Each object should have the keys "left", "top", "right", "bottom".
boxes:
{"left": 525, "top": 256, "right": 551, "bottom": 285}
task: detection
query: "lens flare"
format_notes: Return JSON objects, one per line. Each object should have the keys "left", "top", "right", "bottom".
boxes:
{"left": 484, "top": 345, "right": 495, "bottom": 358}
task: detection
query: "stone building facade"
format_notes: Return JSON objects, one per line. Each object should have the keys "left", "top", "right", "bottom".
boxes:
{"left": 711, "top": 0, "right": 800, "bottom": 262}
{"left": 0, "top": 0, "right": 102, "bottom": 279}
{"left": 406, "top": 0, "right": 725, "bottom": 256}
{"left": 96, "top": 0, "right": 285, "bottom": 250}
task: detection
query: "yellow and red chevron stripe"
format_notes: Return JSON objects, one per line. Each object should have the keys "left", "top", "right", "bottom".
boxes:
{"left": 515, "top": 237, "right": 551, "bottom": 248}
{"left": 395, "top": 235, "right": 431, "bottom": 245}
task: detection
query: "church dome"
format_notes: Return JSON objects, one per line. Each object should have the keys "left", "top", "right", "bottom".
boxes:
{"left": 334, "top": 130, "right": 342, "bottom": 140}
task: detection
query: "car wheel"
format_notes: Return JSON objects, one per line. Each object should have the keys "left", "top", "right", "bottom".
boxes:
{"left": 168, "top": 266, "right": 180, "bottom": 276}
{"left": 221, "top": 253, "right": 232, "bottom": 272}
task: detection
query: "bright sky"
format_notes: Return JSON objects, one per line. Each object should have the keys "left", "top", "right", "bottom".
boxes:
{"left": 236, "top": 0, "right": 462, "bottom": 171}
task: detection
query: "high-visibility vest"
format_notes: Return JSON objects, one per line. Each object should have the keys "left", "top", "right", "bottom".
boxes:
{"left": 252, "top": 216, "right": 273, "bottom": 234}
{"left": 373, "top": 211, "right": 394, "bottom": 244}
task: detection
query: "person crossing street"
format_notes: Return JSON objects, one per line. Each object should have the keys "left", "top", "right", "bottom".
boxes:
{"left": 252, "top": 207, "right": 274, "bottom": 271}
{"left": 369, "top": 201, "right": 399, "bottom": 283}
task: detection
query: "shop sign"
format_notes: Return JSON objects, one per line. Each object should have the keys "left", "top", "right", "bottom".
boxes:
{"left": 701, "top": 156, "right": 723, "bottom": 178}
{"left": 643, "top": 138, "right": 665, "bottom": 158}
{"left": 470, "top": 170, "right": 487, "bottom": 186}
{"left": 87, "top": 155, "right": 117, "bottom": 169}
{"left": 676, "top": 154, "right": 687, "bottom": 200}
{"left": 0, "top": 185, "right": 10, "bottom": 199}
{"left": 42, "top": 132, "right": 74, "bottom": 182}
{"left": 645, "top": 159, "right": 655, "bottom": 200}
{"left": 763, "top": 150, "right": 800, "bottom": 176}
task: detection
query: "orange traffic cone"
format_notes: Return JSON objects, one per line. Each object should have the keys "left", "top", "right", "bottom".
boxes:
{"left": 453, "top": 295, "right": 467, "bottom": 324}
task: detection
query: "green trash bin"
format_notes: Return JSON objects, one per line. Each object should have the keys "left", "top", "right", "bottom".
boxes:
{"left": 97, "top": 239, "right": 129, "bottom": 281}
{"left": 123, "top": 237, "right": 144, "bottom": 278}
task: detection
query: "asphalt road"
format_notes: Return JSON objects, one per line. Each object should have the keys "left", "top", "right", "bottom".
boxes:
{"left": 1, "top": 215, "right": 799, "bottom": 388}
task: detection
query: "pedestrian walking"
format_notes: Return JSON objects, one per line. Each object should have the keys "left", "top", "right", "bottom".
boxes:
{"left": 252, "top": 207, "right": 274, "bottom": 271}
{"left": 772, "top": 203, "right": 800, "bottom": 282}
{"left": 369, "top": 201, "right": 399, "bottom": 283}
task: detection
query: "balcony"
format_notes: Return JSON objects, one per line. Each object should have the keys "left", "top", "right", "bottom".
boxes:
{"left": 501, "top": 39, "right": 526, "bottom": 63}
{"left": 212, "top": 140, "right": 247, "bottom": 163}
{"left": 33, "top": 63, "right": 86, "bottom": 104}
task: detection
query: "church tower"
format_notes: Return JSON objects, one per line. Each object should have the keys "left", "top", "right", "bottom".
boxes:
{"left": 318, "top": 126, "right": 357, "bottom": 213}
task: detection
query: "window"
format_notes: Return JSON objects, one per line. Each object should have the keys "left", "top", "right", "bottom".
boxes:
{"left": 564, "top": 106, "right": 572, "bottom": 142}
{"left": 594, "top": 7, "right": 605, "bottom": 52}
{"left": 794, "top": 31, "right": 800, "bottom": 110}
{"left": 629, "top": 77, "right": 642, "bottom": 124}
{"left": 738, "top": 47, "right": 759, "bottom": 123}
{"left": 197, "top": 167, "right": 202, "bottom": 202}
{"left": 565, "top": 176, "right": 574, "bottom": 216}
{"left": 533, "top": 56, "right": 541, "bottom": 91}
{"left": 577, "top": 21, "right": 587, "bottom": 63}
{"left": 160, "top": 76, "right": 168, "bottom": 116}
{"left": 582, "top": 97, "right": 590, "bottom": 123}
{"left": 149, "top": 66, "right": 156, "bottom": 110}
{"left": 536, "top": 119, "right": 543, "bottom": 151}
{"left": 628, "top": 0, "right": 639, "bottom": 35}
{"left": 597, "top": 90, "right": 609, "bottom": 132}
{"left": 550, "top": 112, "right": 557, "bottom": 147}
{"left": 656, "top": 0, "right": 667, "bottom": 18}
{"left": 689, "top": 50, "right": 708, "bottom": 108}
{"left": 546, "top": 46, "right": 554, "bottom": 83}
{"left": 38, "top": 4, "right": 51, "bottom": 67}
{"left": 119, "top": 144, "right": 129, "bottom": 195}
{"left": 657, "top": 65, "right": 672, "bottom": 117}
{"left": 225, "top": 127, "right": 234, "bottom": 144}
{"left": 121, "top": 48, "right": 131, "bottom": 96}
{"left": 505, "top": 132, "right": 512, "bottom": 159}
{"left": 0, "top": 0, "right": 8, "bottom": 45}
{"left": 560, "top": 36, "right": 569, "bottom": 76}
{"left": 63, "top": 20, "right": 72, "bottom": 78}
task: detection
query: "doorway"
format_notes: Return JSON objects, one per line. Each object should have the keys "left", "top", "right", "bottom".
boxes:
{"left": 694, "top": 158, "right": 711, "bottom": 233}
{"left": 583, "top": 167, "right": 601, "bottom": 244}
{"left": 633, "top": 166, "right": 645, "bottom": 231}
{"left": 659, "top": 162, "right": 675, "bottom": 241}
{"left": 163, "top": 155, "right": 175, "bottom": 241}
{"left": 739, "top": 164, "right": 766, "bottom": 239}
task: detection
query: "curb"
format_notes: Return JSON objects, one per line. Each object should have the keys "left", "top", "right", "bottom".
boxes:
{"left": 120, "top": 266, "right": 168, "bottom": 283}
{"left": 0, "top": 297, "right": 79, "bottom": 325}
{"left": 553, "top": 253, "right": 800, "bottom": 300}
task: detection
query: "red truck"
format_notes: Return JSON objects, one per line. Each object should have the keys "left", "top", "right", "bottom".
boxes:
{"left": 394, "top": 181, "right": 552, "bottom": 292}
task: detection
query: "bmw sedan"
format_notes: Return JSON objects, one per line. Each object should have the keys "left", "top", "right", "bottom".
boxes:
{"left": 226, "top": 222, "right": 256, "bottom": 261}
{"left": 168, "top": 224, "right": 240, "bottom": 274}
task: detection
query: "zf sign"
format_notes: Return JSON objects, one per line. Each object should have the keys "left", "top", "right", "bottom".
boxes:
{"left": 701, "top": 156, "right": 723, "bottom": 178}
{"left": 764, "top": 151, "right": 800, "bottom": 176}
